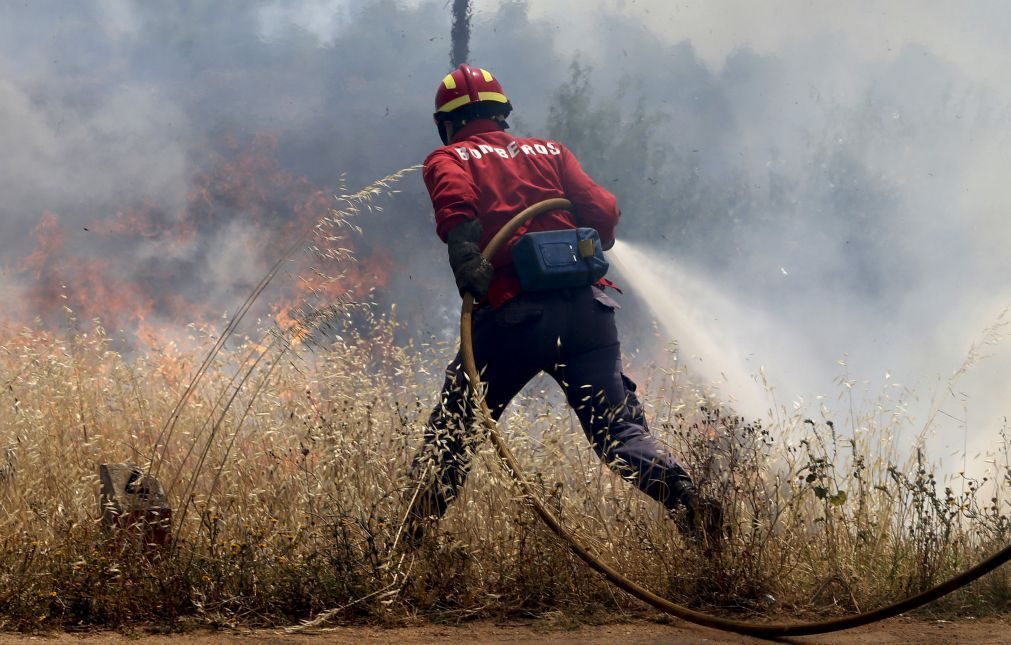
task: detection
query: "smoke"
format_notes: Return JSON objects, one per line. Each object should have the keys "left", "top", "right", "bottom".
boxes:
{"left": 1, "top": 1, "right": 1010, "bottom": 465}
{"left": 0, "top": 1, "right": 454, "bottom": 337}
{"left": 0, "top": 77, "right": 189, "bottom": 244}
{"left": 496, "top": 2, "right": 1011, "bottom": 466}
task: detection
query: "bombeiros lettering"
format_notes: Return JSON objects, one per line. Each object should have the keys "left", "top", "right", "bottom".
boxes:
{"left": 452, "top": 139, "right": 563, "bottom": 162}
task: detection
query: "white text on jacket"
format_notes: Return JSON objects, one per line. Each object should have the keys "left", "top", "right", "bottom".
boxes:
{"left": 454, "top": 140, "right": 562, "bottom": 161}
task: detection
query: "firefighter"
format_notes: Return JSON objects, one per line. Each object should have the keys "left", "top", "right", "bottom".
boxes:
{"left": 403, "top": 64, "right": 719, "bottom": 546}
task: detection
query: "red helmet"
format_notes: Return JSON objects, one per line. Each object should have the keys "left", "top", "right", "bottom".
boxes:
{"left": 434, "top": 64, "right": 512, "bottom": 144}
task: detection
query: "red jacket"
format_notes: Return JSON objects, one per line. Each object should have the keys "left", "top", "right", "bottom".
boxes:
{"left": 424, "top": 119, "right": 620, "bottom": 308}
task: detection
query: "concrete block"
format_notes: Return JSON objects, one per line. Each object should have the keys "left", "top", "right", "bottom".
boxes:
{"left": 99, "top": 463, "right": 172, "bottom": 548}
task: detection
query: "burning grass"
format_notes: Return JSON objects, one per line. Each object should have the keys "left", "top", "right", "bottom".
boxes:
{"left": 0, "top": 303, "right": 1009, "bottom": 632}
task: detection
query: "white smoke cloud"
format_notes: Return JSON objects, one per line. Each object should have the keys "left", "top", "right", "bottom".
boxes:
{"left": 0, "top": 78, "right": 190, "bottom": 234}
{"left": 466, "top": 0, "right": 1011, "bottom": 467}
{"left": 257, "top": 0, "right": 349, "bottom": 44}
{"left": 521, "top": 0, "right": 1011, "bottom": 95}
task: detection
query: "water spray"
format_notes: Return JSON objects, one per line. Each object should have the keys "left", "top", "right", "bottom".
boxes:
{"left": 608, "top": 239, "right": 770, "bottom": 419}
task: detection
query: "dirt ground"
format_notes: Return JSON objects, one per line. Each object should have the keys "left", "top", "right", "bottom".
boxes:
{"left": 2, "top": 616, "right": 1009, "bottom": 645}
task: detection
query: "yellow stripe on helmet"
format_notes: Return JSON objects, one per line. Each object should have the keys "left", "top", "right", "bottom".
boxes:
{"left": 477, "top": 91, "right": 508, "bottom": 104}
{"left": 481, "top": 69, "right": 494, "bottom": 82}
{"left": 442, "top": 74, "right": 457, "bottom": 90}
{"left": 436, "top": 94, "right": 472, "bottom": 113}
{"left": 437, "top": 91, "right": 510, "bottom": 113}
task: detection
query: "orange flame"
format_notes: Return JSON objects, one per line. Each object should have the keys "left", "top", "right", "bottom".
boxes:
{"left": 6, "top": 134, "right": 398, "bottom": 347}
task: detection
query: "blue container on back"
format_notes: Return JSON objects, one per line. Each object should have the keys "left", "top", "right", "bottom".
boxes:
{"left": 511, "top": 227, "right": 609, "bottom": 292}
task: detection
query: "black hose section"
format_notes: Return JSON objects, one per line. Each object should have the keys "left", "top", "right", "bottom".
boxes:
{"left": 459, "top": 198, "right": 1011, "bottom": 637}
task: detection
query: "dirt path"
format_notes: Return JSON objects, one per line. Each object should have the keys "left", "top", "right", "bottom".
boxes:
{"left": 3, "top": 617, "right": 1008, "bottom": 644}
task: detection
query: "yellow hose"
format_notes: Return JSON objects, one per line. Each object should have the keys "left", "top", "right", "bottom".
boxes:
{"left": 459, "top": 198, "right": 1011, "bottom": 637}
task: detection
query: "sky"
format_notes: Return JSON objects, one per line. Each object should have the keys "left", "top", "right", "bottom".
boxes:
{"left": 1, "top": 1, "right": 1011, "bottom": 471}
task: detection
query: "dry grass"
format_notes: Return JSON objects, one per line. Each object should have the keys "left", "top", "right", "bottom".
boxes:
{"left": 0, "top": 178, "right": 1008, "bottom": 631}
{"left": 0, "top": 304, "right": 1008, "bottom": 632}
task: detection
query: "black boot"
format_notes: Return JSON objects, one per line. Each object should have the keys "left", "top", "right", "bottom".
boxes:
{"left": 676, "top": 494, "right": 726, "bottom": 548}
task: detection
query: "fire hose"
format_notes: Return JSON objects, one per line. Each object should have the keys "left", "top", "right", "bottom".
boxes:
{"left": 459, "top": 197, "right": 1011, "bottom": 638}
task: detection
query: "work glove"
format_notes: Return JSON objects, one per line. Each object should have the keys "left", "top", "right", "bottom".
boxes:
{"left": 446, "top": 218, "right": 493, "bottom": 300}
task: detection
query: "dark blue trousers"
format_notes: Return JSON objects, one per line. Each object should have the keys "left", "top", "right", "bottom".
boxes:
{"left": 406, "top": 285, "right": 694, "bottom": 521}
